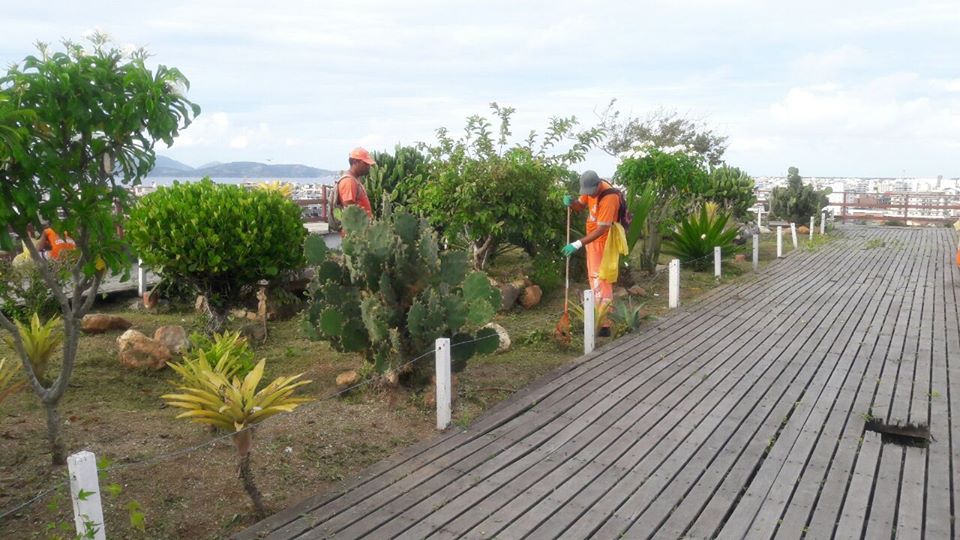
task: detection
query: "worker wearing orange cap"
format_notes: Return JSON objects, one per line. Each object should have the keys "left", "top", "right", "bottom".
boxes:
{"left": 336, "top": 147, "right": 376, "bottom": 220}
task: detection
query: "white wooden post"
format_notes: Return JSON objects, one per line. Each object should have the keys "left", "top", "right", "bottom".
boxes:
{"left": 583, "top": 290, "right": 595, "bottom": 354}
{"left": 68, "top": 451, "right": 106, "bottom": 540}
{"left": 752, "top": 234, "right": 759, "bottom": 272}
{"left": 790, "top": 223, "right": 798, "bottom": 249}
{"left": 776, "top": 226, "right": 783, "bottom": 258}
{"left": 820, "top": 211, "right": 827, "bottom": 235}
{"left": 137, "top": 258, "right": 145, "bottom": 296}
{"left": 435, "top": 338, "right": 451, "bottom": 430}
{"left": 809, "top": 216, "right": 815, "bottom": 240}
{"left": 714, "top": 246, "right": 721, "bottom": 280}
{"left": 669, "top": 259, "right": 680, "bottom": 309}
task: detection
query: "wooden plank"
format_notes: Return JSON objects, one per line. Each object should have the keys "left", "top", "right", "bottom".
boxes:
{"left": 862, "top": 443, "right": 903, "bottom": 539}
{"left": 833, "top": 431, "right": 882, "bottom": 540}
{"left": 896, "top": 445, "right": 925, "bottom": 539}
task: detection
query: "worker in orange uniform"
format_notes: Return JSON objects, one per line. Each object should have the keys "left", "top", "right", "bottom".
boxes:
{"left": 336, "top": 147, "right": 376, "bottom": 221}
{"left": 562, "top": 170, "right": 621, "bottom": 337}
{"left": 36, "top": 226, "right": 76, "bottom": 260}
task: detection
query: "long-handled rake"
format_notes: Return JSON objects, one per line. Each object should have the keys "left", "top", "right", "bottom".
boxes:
{"left": 555, "top": 206, "right": 572, "bottom": 343}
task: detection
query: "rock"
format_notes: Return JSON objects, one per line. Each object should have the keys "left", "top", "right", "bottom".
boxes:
{"left": 520, "top": 285, "right": 543, "bottom": 309}
{"left": 483, "top": 323, "right": 511, "bottom": 354}
{"left": 194, "top": 295, "right": 208, "bottom": 314}
{"left": 758, "top": 226, "right": 772, "bottom": 234}
{"left": 81, "top": 314, "right": 133, "bottom": 334}
{"left": 117, "top": 329, "right": 171, "bottom": 370}
{"left": 735, "top": 254, "right": 747, "bottom": 262}
{"left": 628, "top": 286, "right": 647, "bottom": 297}
{"left": 499, "top": 284, "right": 521, "bottom": 312}
{"left": 241, "top": 323, "right": 266, "bottom": 343}
{"left": 614, "top": 287, "right": 629, "bottom": 298}
{"left": 153, "top": 326, "right": 189, "bottom": 355}
{"left": 230, "top": 309, "right": 259, "bottom": 321}
{"left": 383, "top": 369, "right": 399, "bottom": 387}
{"left": 798, "top": 225, "right": 810, "bottom": 235}
{"left": 335, "top": 370, "right": 360, "bottom": 388}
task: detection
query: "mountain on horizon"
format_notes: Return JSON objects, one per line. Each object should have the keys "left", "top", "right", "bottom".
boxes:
{"left": 149, "top": 155, "right": 337, "bottom": 178}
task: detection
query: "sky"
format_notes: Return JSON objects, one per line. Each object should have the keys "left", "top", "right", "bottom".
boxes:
{"left": 3, "top": 0, "right": 959, "bottom": 178}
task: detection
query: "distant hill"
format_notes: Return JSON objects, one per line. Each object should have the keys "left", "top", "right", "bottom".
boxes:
{"left": 149, "top": 156, "right": 336, "bottom": 178}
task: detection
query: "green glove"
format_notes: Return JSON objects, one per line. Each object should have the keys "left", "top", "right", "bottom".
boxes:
{"left": 561, "top": 240, "right": 583, "bottom": 257}
{"left": 563, "top": 194, "right": 574, "bottom": 207}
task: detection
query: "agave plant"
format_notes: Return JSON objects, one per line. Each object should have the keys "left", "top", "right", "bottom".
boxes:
{"left": 4, "top": 313, "right": 62, "bottom": 384}
{"left": 663, "top": 202, "right": 739, "bottom": 271}
{"left": 162, "top": 359, "right": 312, "bottom": 516}
{"left": 0, "top": 357, "right": 25, "bottom": 405}
{"left": 569, "top": 298, "right": 613, "bottom": 338}
{"left": 609, "top": 299, "right": 646, "bottom": 335}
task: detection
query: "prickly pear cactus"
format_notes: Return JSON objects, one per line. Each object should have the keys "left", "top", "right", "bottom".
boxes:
{"left": 303, "top": 206, "right": 499, "bottom": 379}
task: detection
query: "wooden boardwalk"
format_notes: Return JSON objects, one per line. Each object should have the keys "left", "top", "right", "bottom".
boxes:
{"left": 239, "top": 226, "right": 959, "bottom": 540}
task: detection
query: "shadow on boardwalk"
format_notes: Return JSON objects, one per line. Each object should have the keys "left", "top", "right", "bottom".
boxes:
{"left": 239, "top": 226, "right": 960, "bottom": 540}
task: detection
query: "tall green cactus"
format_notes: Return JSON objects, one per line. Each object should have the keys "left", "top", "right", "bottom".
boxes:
{"left": 303, "top": 206, "right": 499, "bottom": 378}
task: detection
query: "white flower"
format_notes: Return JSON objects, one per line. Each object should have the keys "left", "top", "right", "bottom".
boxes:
{"left": 700, "top": 234, "right": 707, "bottom": 240}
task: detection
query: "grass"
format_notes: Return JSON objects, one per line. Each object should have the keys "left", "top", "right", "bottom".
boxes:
{"left": 0, "top": 228, "right": 820, "bottom": 538}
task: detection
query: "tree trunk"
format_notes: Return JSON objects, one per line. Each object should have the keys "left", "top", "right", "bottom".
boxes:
{"left": 641, "top": 219, "right": 663, "bottom": 275}
{"left": 44, "top": 401, "right": 66, "bottom": 465}
{"left": 473, "top": 236, "right": 495, "bottom": 271}
{"left": 204, "top": 301, "right": 228, "bottom": 334}
{"left": 236, "top": 441, "right": 266, "bottom": 518}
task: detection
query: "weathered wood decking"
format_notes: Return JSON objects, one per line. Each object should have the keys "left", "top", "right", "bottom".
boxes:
{"left": 239, "top": 226, "right": 960, "bottom": 539}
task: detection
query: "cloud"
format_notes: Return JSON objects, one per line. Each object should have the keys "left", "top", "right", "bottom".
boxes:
{"left": 793, "top": 45, "right": 868, "bottom": 75}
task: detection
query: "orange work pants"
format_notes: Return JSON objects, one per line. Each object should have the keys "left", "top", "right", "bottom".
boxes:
{"left": 585, "top": 236, "right": 613, "bottom": 326}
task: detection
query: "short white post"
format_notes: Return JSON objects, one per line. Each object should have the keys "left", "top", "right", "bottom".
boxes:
{"left": 809, "top": 216, "right": 815, "bottom": 240}
{"left": 669, "top": 258, "right": 680, "bottom": 309}
{"left": 752, "top": 234, "right": 759, "bottom": 272}
{"left": 757, "top": 209, "right": 763, "bottom": 230}
{"left": 583, "top": 290, "right": 595, "bottom": 354}
{"left": 776, "top": 226, "right": 783, "bottom": 258}
{"left": 435, "top": 338, "right": 451, "bottom": 430}
{"left": 820, "top": 211, "right": 827, "bottom": 235}
{"left": 790, "top": 223, "right": 798, "bottom": 249}
{"left": 137, "top": 258, "right": 145, "bottom": 296}
{"left": 68, "top": 451, "right": 106, "bottom": 540}
{"left": 714, "top": 246, "right": 721, "bottom": 280}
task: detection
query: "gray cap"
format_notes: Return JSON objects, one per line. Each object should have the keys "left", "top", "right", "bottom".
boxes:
{"left": 579, "top": 170, "right": 601, "bottom": 195}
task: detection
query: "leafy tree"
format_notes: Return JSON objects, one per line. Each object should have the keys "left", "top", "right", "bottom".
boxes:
{"left": 127, "top": 179, "right": 306, "bottom": 332}
{"left": 366, "top": 145, "right": 429, "bottom": 218}
{"left": 0, "top": 35, "right": 199, "bottom": 464}
{"left": 303, "top": 206, "right": 500, "bottom": 380}
{"left": 769, "top": 166, "right": 829, "bottom": 224}
{"left": 615, "top": 148, "right": 709, "bottom": 273}
{"left": 418, "top": 103, "right": 603, "bottom": 270}
{"left": 599, "top": 100, "right": 728, "bottom": 167}
{"left": 704, "top": 165, "right": 757, "bottom": 220}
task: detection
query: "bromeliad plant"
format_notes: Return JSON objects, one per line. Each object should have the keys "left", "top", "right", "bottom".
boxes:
{"left": 303, "top": 205, "right": 501, "bottom": 381}
{"left": 4, "top": 314, "right": 62, "bottom": 385}
{"left": 179, "top": 330, "right": 257, "bottom": 382}
{"left": 663, "top": 203, "right": 739, "bottom": 271}
{"left": 161, "top": 359, "right": 312, "bottom": 517}
{"left": 0, "top": 357, "right": 25, "bottom": 405}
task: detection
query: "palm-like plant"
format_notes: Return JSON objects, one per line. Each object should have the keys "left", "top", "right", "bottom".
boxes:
{"left": 0, "top": 357, "right": 25, "bottom": 405}
{"left": 175, "top": 330, "right": 256, "bottom": 383}
{"left": 663, "top": 203, "right": 739, "bottom": 271}
{"left": 4, "top": 314, "right": 62, "bottom": 384}
{"left": 162, "top": 359, "right": 312, "bottom": 516}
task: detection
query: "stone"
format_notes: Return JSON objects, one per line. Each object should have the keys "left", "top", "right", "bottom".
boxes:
{"left": 499, "top": 283, "right": 521, "bottom": 312}
{"left": 735, "top": 254, "right": 747, "bottom": 262}
{"left": 383, "top": 369, "right": 399, "bottom": 387}
{"left": 614, "top": 287, "right": 629, "bottom": 298}
{"left": 194, "top": 295, "right": 208, "bottom": 314}
{"left": 335, "top": 370, "right": 360, "bottom": 388}
{"left": 241, "top": 323, "right": 267, "bottom": 343}
{"left": 117, "top": 329, "right": 171, "bottom": 370}
{"left": 81, "top": 314, "right": 133, "bottom": 334}
{"left": 153, "top": 326, "right": 190, "bottom": 355}
{"left": 483, "top": 323, "right": 511, "bottom": 354}
{"left": 520, "top": 285, "right": 542, "bottom": 309}
{"left": 758, "top": 226, "right": 772, "bottom": 234}
{"left": 628, "top": 286, "right": 647, "bottom": 297}
{"left": 798, "top": 225, "right": 810, "bottom": 235}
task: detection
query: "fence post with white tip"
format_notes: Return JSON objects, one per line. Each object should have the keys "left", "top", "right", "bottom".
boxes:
{"left": 68, "top": 451, "right": 106, "bottom": 540}
{"left": 137, "top": 258, "right": 145, "bottom": 296}
{"left": 714, "top": 246, "right": 721, "bottom": 280}
{"left": 435, "top": 338, "right": 451, "bottom": 430}
{"left": 809, "top": 216, "right": 815, "bottom": 240}
{"left": 752, "top": 234, "right": 759, "bottom": 272}
{"left": 583, "top": 289, "right": 595, "bottom": 354}
{"left": 820, "top": 211, "right": 827, "bottom": 235}
{"left": 790, "top": 223, "right": 798, "bottom": 249}
{"left": 669, "top": 258, "right": 680, "bottom": 309}
{"left": 776, "top": 226, "right": 783, "bottom": 258}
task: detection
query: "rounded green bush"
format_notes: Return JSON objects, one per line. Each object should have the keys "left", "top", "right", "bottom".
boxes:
{"left": 127, "top": 178, "right": 306, "bottom": 310}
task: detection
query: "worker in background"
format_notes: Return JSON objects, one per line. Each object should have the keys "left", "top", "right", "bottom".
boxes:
{"left": 337, "top": 147, "right": 376, "bottom": 219}
{"left": 36, "top": 224, "right": 76, "bottom": 260}
{"left": 562, "top": 170, "right": 621, "bottom": 337}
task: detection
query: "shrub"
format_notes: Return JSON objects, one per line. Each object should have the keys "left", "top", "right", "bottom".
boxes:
{"left": 127, "top": 178, "right": 307, "bottom": 331}
{"left": 303, "top": 206, "right": 501, "bottom": 379}
{"left": 769, "top": 167, "right": 829, "bottom": 224}
{"left": 0, "top": 257, "right": 63, "bottom": 323}
{"left": 663, "top": 203, "right": 739, "bottom": 271}
{"left": 705, "top": 166, "right": 756, "bottom": 220}
{"left": 170, "top": 330, "right": 257, "bottom": 386}
{"left": 366, "top": 145, "right": 429, "bottom": 218}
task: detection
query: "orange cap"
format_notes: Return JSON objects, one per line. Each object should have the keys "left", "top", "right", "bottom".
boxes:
{"left": 349, "top": 147, "right": 376, "bottom": 165}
